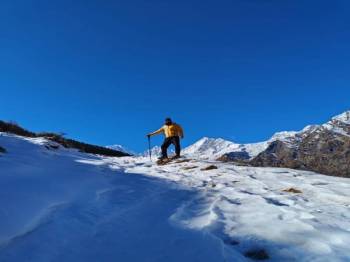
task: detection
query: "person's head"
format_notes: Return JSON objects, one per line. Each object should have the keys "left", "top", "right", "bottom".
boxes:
{"left": 165, "top": 118, "right": 172, "bottom": 125}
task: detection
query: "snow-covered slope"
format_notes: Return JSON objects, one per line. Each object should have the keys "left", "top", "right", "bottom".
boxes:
{"left": 1, "top": 132, "right": 350, "bottom": 261}
{"left": 331, "top": 111, "right": 350, "bottom": 125}
{"left": 0, "top": 133, "right": 232, "bottom": 261}
{"left": 108, "top": 156, "right": 350, "bottom": 261}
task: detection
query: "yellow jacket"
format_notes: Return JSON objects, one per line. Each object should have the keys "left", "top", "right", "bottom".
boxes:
{"left": 149, "top": 123, "right": 184, "bottom": 138}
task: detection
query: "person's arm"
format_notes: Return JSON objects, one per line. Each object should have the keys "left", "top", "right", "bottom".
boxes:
{"left": 147, "top": 126, "right": 164, "bottom": 137}
{"left": 177, "top": 125, "right": 184, "bottom": 139}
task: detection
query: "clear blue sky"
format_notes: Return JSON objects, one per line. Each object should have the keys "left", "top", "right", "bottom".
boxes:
{"left": 1, "top": 0, "right": 349, "bottom": 152}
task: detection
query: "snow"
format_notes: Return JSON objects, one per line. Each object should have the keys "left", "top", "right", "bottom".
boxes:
{"left": 331, "top": 111, "right": 350, "bottom": 125}
{"left": 1, "top": 132, "right": 350, "bottom": 261}
{"left": 181, "top": 135, "right": 288, "bottom": 160}
{"left": 106, "top": 144, "right": 135, "bottom": 155}
{"left": 183, "top": 111, "right": 350, "bottom": 160}
{"left": 320, "top": 111, "right": 350, "bottom": 138}
{"left": 269, "top": 131, "right": 298, "bottom": 141}
{"left": 144, "top": 145, "right": 165, "bottom": 157}
{"left": 182, "top": 137, "right": 241, "bottom": 159}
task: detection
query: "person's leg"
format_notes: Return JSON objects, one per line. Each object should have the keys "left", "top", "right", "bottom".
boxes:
{"left": 161, "top": 137, "right": 172, "bottom": 159}
{"left": 173, "top": 136, "right": 181, "bottom": 157}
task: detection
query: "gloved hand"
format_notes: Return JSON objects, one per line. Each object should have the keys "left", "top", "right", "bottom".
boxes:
{"left": 147, "top": 134, "right": 151, "bottom": 138}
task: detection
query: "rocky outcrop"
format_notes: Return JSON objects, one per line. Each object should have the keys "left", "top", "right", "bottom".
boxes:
{"left": 217, "top": 151, "right": 250, "bottom": 162}
{"left": 250, "top": 111, "right": 350, "bottom": 177}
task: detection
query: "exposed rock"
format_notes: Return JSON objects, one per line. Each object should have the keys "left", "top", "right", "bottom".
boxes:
{"left": 250, "top": 111, "right": 350, "bottom": 177}
{"left": 181, "top": 166, "right": 198, "bottom": 170}
{"left": 283, "top": 188, "right": 302, "bottom": 194}
{"left": 250, "top": 140, "right": 303, "bottom": 170}
{"left": 175, "top": 159, "right": 192, "bottom": 163}
{"left": 201, "top": 165, "right": 218, "bottom": 171}
{"left": 217, "top": 151, "right": 250, "bottom": 162}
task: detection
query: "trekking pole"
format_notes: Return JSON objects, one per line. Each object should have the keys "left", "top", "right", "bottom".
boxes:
{"left": 148, "top": 136, "right": 152, "bottom": 161}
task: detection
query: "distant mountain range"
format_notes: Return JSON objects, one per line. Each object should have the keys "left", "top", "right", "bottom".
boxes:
{"left": 107, "top": 145, "right": 136, "bottom": 156}
{"left": 250, "top": 111, "right": 350, "bottom": 177}
{"left": 182, "top": 130, "right": 300, "bottom": 160}
{"left": 3, "top": 110, "right": 348, "bottom": 178}
{"left": 183, "top": 111, "right": 350, "bottom": 177}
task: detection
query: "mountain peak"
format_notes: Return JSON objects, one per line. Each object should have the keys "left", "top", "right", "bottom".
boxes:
{"left": 269, "top": 131, "right": 298, "bottom": 141}
{"left": 332, "top": 111, "right": 350, "bottom": 125}
{"left": 182, "top": 137, "right": 239, "bottom": 158}
{"left": 107, "top": 145, "right": 135, "bottom": 155}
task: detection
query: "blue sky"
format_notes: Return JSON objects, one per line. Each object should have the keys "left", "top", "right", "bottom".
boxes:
{"left": 1, "top": 0, "right": 349, "bottom": 152}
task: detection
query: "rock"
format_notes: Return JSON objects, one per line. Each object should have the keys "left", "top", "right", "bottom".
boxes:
{"left": 250, "top": 113, "right": 350, "bottom": 177}
{"left": 201, "top": 165, "right": 218, "bottom": 171}
{"left": 217, "top": 151, "right": 250, "bottom": 162}
{"left": 283, "top": 188, "right": 302, "bottom": 194}
{"left": 181, "top": 166, "right": 198, "bottom": 170}
{"left": 175, "top": 158, "right": 192, "bottom": 163}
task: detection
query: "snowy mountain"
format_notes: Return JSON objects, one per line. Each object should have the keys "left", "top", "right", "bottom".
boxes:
{"left": 251, "top": 110, "right": 350, "bottom": 177}
{"left": 1, "top": 132, "right": 350, "bottom": 261}
{"left": 183, "top": 131, "right": 297, "bottom": 161}
{"left": 107, "top": 144, "right": 135, "bottom": 155}
{"left": 331, "top": 110, "right": 350, "bottom": 125}
{"left": 182, "top": 137, "right": 241, "bottom": 158}
{"left": 183, "top": 110, "right": 350, "bottom": 177}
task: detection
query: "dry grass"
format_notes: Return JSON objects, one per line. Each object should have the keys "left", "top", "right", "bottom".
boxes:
{"left": 201, "top": 165, "right": 218, "bottom": 171}
{"left": 181, "top": 166, "right": 198, "bottom": 170}
{"left": 175, "top": 159, "right": 192, "bottom": 163}
{"left": 283, "top": 188, "right": 302, "bottom": 194}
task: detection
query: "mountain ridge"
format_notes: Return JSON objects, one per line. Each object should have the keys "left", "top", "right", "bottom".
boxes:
{"left": 184, "top": 110, "right": 350, "bottom": 177}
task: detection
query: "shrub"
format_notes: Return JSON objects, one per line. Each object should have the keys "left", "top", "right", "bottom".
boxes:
{"left": 0, "top": 121, "right": 36, "bottom": 137}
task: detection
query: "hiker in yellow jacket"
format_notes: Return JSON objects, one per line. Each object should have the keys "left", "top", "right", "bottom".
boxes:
{"left": 147, "top": 118, "right": 184, "bottom": 160}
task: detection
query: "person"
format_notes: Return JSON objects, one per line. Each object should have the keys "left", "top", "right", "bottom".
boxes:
{"left": 147, "top": 118, "right": 184, "bottom": 160}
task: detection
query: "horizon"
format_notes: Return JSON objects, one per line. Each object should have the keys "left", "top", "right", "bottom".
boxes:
{"left": 2, "top": 109, "right": 349, "bottom": 153}
{"left": 1, "top": 1, "right": 350, "bottom": 152}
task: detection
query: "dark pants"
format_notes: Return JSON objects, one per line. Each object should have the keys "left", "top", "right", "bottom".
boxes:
{"left": 161, "top": 136, "right": 181, "bottom": 158}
